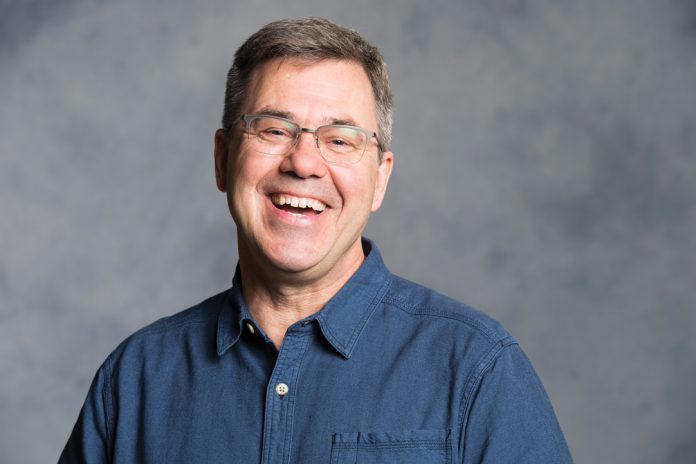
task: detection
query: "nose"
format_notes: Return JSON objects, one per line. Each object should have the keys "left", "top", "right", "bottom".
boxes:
{"left": 279, "top": 131, "right": 328, "bottom": 179}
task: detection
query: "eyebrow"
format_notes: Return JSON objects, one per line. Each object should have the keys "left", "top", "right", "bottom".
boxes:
{"left": 255, "top": 107, "right": 293, "bottom": 119}
{"left": 330, "top": 118, "right": 359, "bottom": 127}
{"left": 253, "top": 107, "right": 360, "bottom": 128}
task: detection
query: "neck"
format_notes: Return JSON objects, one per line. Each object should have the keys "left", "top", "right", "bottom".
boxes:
{"left": 238, "top": 242, "right": 365, "bottom": 349}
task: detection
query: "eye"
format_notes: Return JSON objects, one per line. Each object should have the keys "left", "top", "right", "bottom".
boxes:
{"left": 260, "top": 126, "right": 292, "bottom": 138}
{"left": 320, "top": 127, "right": 365, "bottom": 152}
{"left": 249, "top": 116, "right": 298, "bottom": 142}
{"left": 328, "top": 138, "right": 350, "bottom": 147}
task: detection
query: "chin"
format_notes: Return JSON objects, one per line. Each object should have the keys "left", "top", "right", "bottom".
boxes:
{"left": 262, "top": 241, "right": 329, "bottom": 274}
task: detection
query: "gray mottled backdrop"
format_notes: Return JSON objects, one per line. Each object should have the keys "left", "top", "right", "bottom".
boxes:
{"left": 1, "top": 0, "right": 695, "bottom": 462}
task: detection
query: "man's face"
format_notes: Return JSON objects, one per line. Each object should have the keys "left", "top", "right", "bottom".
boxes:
{"left": 215, "top": 58, "right": 393, "bottom": 282}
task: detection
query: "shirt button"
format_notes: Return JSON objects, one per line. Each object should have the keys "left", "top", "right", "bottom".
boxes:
{"left": 275, "top": 383, "right": 289, "bottom": 396}
{"left": 245, "top": 322, "right": 255, "bottom": 335}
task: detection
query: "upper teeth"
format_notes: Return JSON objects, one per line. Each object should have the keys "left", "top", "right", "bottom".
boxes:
{"left": 272, "top": 194, "right": 327, "bottom": 212}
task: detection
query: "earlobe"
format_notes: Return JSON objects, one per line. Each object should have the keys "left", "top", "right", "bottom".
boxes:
{"left": 214, "top": 129, "right": 229, "bottom": 192}
{"left": 371, "top": 151, "right": 394, "bottom": 212}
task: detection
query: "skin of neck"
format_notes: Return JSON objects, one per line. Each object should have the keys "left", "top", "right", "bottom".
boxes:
{"left": 237, "top": 237, "right": 365, "bottom": 350}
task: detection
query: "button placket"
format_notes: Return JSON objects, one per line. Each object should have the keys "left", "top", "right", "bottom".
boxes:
{"left": 261, "top": 328, "right": 311, "bottom": 464}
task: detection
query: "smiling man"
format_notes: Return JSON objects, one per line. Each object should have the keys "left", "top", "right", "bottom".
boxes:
{"left": 61, "top": 18, "right": 573, "bottom": 463}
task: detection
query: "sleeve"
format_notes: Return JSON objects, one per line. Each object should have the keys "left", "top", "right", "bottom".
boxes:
{"left": 59, "top": 361, "right": 112, "bottom": 463}
{"left": 459, "top": 342, "right": 573, "bottom": 463}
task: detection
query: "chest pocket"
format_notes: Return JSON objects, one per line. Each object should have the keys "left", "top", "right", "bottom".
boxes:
{"left": 330, "top": 429, "right": 452, "bottom": 464}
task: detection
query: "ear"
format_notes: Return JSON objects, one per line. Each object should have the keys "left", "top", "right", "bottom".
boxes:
{"left": 214, "top": 129, "right": 229, "bottom": 192}
{"left": 371, "top": 151, "right": 394, "bottom": 212}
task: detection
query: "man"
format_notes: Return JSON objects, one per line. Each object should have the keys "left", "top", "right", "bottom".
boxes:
{"left": 61, "top": 17, "right": 573, "bottom": 463}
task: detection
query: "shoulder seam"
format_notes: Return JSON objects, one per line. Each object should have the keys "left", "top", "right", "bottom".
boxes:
{"left": 382, "top": 295, "right": 503, "bottom": 344}
{"left": 457, "top": 340, "right": 519, "bottom": 432}
{"left": 123, "top": 291, "right": 229, "bottom": 345}
{"left": 130, "top": 318, "right": 210, "bottom": 339}
{"left": 107, "top": 319, "right": 212, "bottom": 361}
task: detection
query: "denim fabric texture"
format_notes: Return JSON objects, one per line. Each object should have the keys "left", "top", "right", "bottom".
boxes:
{"left": 60, "top": 239, "right": 573, "bottom": 463}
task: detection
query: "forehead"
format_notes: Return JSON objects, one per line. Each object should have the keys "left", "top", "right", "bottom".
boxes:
{"left": 242, "top": 58, "right": 377, "bottom": 127}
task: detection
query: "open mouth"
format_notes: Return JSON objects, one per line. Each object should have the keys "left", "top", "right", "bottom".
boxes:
{"left": 271, "top": 193, "right": 327, "bottom": 216}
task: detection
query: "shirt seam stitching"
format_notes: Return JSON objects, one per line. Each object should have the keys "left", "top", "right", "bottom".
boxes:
{"left": 103, "top": 356, "right": 114, "bottom": 461}
{"left": 457, "top": 339, "right": 519, "bottom": 433}
{"left": 333, "top": 441, "right": 449, "bottom": 450}
{"left": 282, "top": 334, "right": 311, "bottom": 464}
{"left": 382, "top": 296, "right": 500, "bottom": 344}
{"left": 124, "top": 320, "right": 211, "bottom": 343}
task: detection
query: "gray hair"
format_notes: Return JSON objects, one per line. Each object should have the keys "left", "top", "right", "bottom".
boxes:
{"left": 221, "top": 17, "right": 393, "bottom": 152}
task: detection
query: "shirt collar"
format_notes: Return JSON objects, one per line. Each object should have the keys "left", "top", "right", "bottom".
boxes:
{"left": 216, "top": 238, "right": 392, "bottom": 359}
{"left": 216, "top": 268, "right": 252, "bottom": 356}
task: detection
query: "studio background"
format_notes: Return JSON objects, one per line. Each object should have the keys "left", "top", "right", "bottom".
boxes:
{"left": 1, "top": 0, "right": 695, "bottom": 462}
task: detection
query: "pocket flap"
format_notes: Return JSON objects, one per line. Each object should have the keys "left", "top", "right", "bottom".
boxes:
{"left": 331, "top": 429, "right": 452, "bottom": 464}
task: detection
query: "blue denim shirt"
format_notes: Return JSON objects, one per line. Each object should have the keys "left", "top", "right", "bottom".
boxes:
{"left": 60, "top": 240, "right": 572, "bottom": 463}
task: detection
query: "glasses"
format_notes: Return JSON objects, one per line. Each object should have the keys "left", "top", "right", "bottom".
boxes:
{"left": 238, "top": 114, "right": 382, "bottom": 165}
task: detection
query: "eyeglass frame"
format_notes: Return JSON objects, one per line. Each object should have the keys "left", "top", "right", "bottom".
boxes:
{"left": 237, "top": 114, "right": 384, "bottom": 165}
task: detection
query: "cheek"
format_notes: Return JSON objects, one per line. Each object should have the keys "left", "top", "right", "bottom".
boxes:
{"left": 227, "top": 155, "right": 260, "bottom": 218}
{"left": 230, "top": 151, "right": 267, "bottom": 190}
{"left": 332, "top": 166, "right": 378, "bottom": 209}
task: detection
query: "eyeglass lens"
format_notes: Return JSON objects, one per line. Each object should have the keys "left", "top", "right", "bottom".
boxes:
{"left": 245, "top": 116, "right": 368, "bottom": 163}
